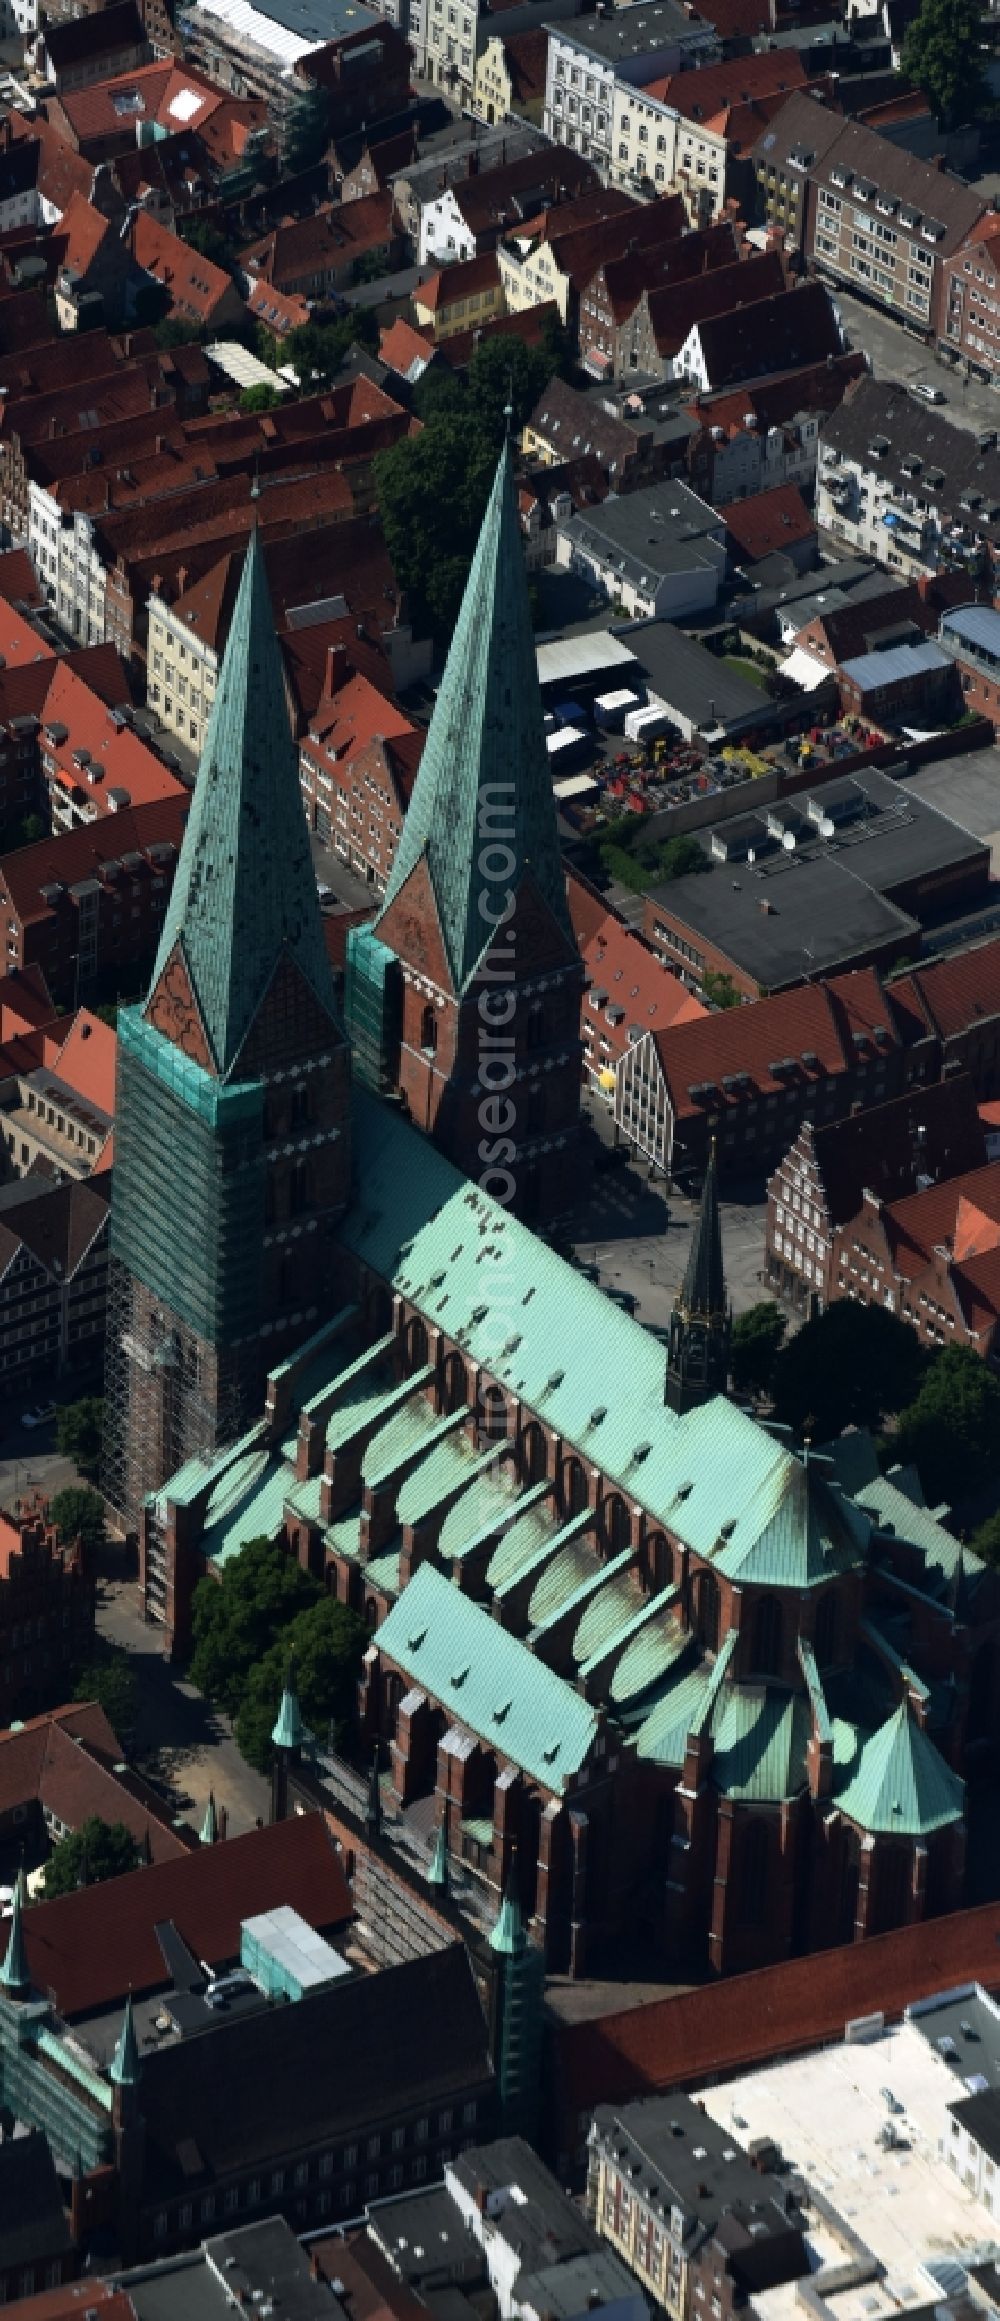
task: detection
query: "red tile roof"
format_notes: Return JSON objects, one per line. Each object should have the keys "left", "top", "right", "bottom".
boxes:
{"left": 239, "top": 193, "right": 393, "bottom": 292}
{"left": 498, "top": 27, "right": 549, "bottom": 101}
{"left": 654, "top": 967, "right": 897, "bottom": 1121}
{"left": 416, "top": 251, "right": 500, "bottom": 312}
{"left": 647, "top": 249, "right": 786, "bottom": 357}
{"left": 644, "top": 49, "right": 811, "bottom": 120}
{"left": 39, "top": 660, "right": 187, "bottom": 815}
{"left": 891, "top": 937, "right": 1000, "bottom": 1044}
{"left": 880, "top": 1160, "right": 1000, "bottom": 1281}
{"left": 593, "top": 219, "right": 740, "bottom": 326}
{"left": 0, "top": 1706, "right": 190, "bottom": 1865}
{"left": 379, "top": 316, "right": 436, "bottom": 378}
{"left": 132, "top": 210, "right": 239, "bottom": 327}
{"left": 0, "top": 795, "right": 188, "bottom": 930}
{"left": 246, "top": 276, "right": 310, "bottom": 336}
{"left": 21, "top": 1812, "right": 353, "bottom": 2018}
{"left": 55, "top": 189, "right": 113, "bottom": 280}
{"left": 48, "top": 1010, "right": 117, "bottom": 1118}
{"left": 0, "top": 546, "right": 44, "bottom": 608}
{"left": 553, "top": 1900, "right": 1000, "bottom": 2123}
{"left": 305, "top": 667, "right": 417, "bottom": 763}
{"left": 722, "top": 481, "right": 816, "bottom": 561}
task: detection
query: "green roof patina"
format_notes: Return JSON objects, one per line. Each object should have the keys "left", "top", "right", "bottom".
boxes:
{"left": 437, "top": 1457, "right": 525, "bottom": 1564}
{"left": 374, "top": 443, "right": 572, "bottom": 993}
{"left": 363, "top": 1395, "right": 464, "bottom": 1492}
{"left": 272, "top": 1665, "right": 311, "bottom": 1752}
{"left": 856, "top": 1471, "right": 981, "bottom": 1592}
{"left": 396, "top": 1429, "right": 501, "bottom": 1532}
{"left": 711, "top": 1686, "right": 812, "bottom": 1803}
{"left": 149, "top": 528, "right": 339, "bottom": 1078}
{"left": 373, "top": 1562, "right": 599, "bottom": 1792}
{"left": 572, "top": 1567, "right": 644, "bottom": 1668}
{"left": 797, "top": 1636, "right": 832, "bottom": 1746}
{"left": 607, "top": 1594, "right": 687, "bottom": 1703}
{"left": 835, "top": 1702, "right": 963, "bottom": 1834}
{"left": 110, "top": 1992, "right": 141, "bottom": 2088}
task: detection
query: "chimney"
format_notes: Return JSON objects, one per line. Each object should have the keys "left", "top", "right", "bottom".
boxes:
{"left": 176, "top": 566, "right": 187, "bottom": 594}
{"left": 326, "top": 641, "right": 348, "bottom": 692}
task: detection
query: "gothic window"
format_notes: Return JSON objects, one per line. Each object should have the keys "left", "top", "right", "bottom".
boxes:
{"left": 691, "top": 1566, "right": 720, "bottom": 1653}
{"left": 741, "top": 1819, "right": 768, "bottom": 1925}
{"left": 601, "top": 1493, "right": 630, "bottom": 1553}
{"left": 814, "top": 1589, "right": 837, "bottom": 1670}
{"left": 405, "top": 1315, "right": 428, "bottom": 1370}
{"left": 646, "top": 1531, "right": 672, "bottom": 1589}
{"left": 520, "top": 1421, "right": 547, "bottom": 1484}
{"left": 420, "top": 1004, "right": 438, "bottom": 1055}
{"left": 441, "top": 1351, "right": 467, "bottom": 1413}
{"left": 751, "top": 1594, "right": 783, "bottom": 1678}
{"left": 562, "top": 1455, "right": 588, "bottom": 1516}
{"left": 291, "top": 1082, "right": 312, "bottom": 1129}
{"left": 289, "top": 1159, "right": 310, "bottom": 1215}
{"left": 479, "top": 1382, "right": 508, "bottom": 1443}
{"left": 526, "top": 1005, "right": 544, "bottom": 1051}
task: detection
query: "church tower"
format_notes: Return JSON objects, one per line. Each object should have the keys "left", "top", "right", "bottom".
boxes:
{"left": 665, "top": 1142, "right": 730, "bottom": 1414}
{"left": 104, "top": 531, "right": 351, "bottom": 1543}
{"left": 369, "top": 442, "right": 583, "bottom": 1219}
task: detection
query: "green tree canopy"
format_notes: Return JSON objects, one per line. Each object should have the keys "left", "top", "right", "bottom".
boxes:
{"left": 702, "top": 970, "right": 742, "bottom": 1011}
{"left": 56, "top": 1397, "right": 104, "bottom": 1481}
{"left": 466, "top": 333, "right": 553, "bottom": 440}
{"left": 770, "top": 1300, "right": 928, "bottom": 1441}
{"left": 731, "top": 1301, "right": 787, "bottom": 1398}
{"left": 970, "top": 1510, "right": 1000, "bottom": 1570}
{"left": 900, "top": 0, "right": 986, "bottom": 127}
{"left": 177, "top": 216, "right": 235, "bottom": 273}
{"left": 50, "top": 1486, "right": 106, "bottom": 1559}
{"left": 234, "top": 1593, "right": 368, "bottom": 1772}
{"left": 72, "top": 1645, "right": 137, "bottom": 1741}
{"left": 188, "top": 1536, "right": 320, "bottom": 1719}
{"left": 240, "top": 382, "right": 282, "bottom": 412}
{"left": 282, "top": 312, "right": 377, "bottom": 392}
{"left": 895, "top": 1346, "right": 1000, "bottom": 1506}
{"left": 41, "top": 1815, "right": 140, "bottom": 1899}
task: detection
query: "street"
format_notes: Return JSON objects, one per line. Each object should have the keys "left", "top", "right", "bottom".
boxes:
{"left": 93, "top": 1559, "right": 270, "bottom": 1839}
{"left": 561, "top": 1095, "right": 771, "bottom": 1331}
{"left": 833, "top": 287, "right": 1000, "bottom": 436}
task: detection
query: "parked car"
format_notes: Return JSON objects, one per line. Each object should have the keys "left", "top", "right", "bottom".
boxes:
{"left": 911, "top": 382, "right": 946, "bottom": 404}
{"left": 21, "top": 1402, "right": 56, "bottom": 1428}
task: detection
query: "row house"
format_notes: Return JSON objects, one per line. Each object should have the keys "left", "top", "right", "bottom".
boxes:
{"left": 0, "top": 793, "right": 188, "bottom": 1006}
{"left": 0, "top": 1493, "right": 94, "bottom": 1725}
{"left": 239, "top": 192, "right": 399, "bottom": 300}
{"left": 37, "top": 0, "right": 150, "bottom": 93}
{"left": 417, "top": 148, "right": 597, "bottom": 268}
{"left": 495, "top": 185, "right": 636, "bottom": 324}
{"left": 610, "top": 50, "right": 814, "bottom": 214}
{"left": 0, "top": 340, "right": 211, "bottom": 550}
{"left": 567, "top": 877, "right": 706, "bottom": 1099}
{"left": 411, "top": 0, "right": 577, "bottom": 106}
{"left": 578, "top": 217, "right": 740, "bottom": 378}
{"left": 627, "top": 246, "right": 787, "bottom": 381}
{"left": 941, "top": 219, "right": 1000, "bottom": 379}
{"left": 816, "top": 375, "right": 1000, "bottom": 585}
{"left": 146, "top": 513, "right": 424, "bottom": 759}
{"left": 938, "top": 602, "right": 1000, "bottom": 733}
{"left": 0, "top": 1006, "right": 115, "bottom": 1183}
{"left": 544, "top": 5, "right": 719, "bottom": 183}
{"left": 615, "top": 965, "right": 907, "bottom": 1182}
{"left": 412, "top": 252, "right": 504, "bottom": 341}
{"left": 751, "top": 91, "right": 987, "bottom": 339}
{"left": 589, "top": 2097, "right": 807, "bottom": 2321}
{"left": 131, "top": 211, "right": 245, "bottom": 334}
{"left": 38, "top": 659, "right": 185, "bottom": 831}
{"left": 298, "top": 659, "right": 423, "bottom": 881}
{"left": 0, "top": 1173, "right": 110, "bottom": 1391}
{"left": 765, "top": 1070, "right": 987, "bottom": 1314}
{"left": 673, "top": 278, "right": 843, "bottom": 395}
{"left": 827, "top": 1160, "right": 1000, "bottom": 1360}
{"left": 471, "top": 29, "right": 549, "bottom": 128}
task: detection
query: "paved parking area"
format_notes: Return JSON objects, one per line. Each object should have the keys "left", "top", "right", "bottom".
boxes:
{"left": 833, "top": 288, "right": 1000, "bottom": 435}
{"left": 559, "top": 1099, "right": 771, "bottom": 1329}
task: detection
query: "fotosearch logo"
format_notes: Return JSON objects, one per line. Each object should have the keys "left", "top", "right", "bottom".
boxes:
{"left": 475, "top": 779, "right": 519, "bottom": 1212}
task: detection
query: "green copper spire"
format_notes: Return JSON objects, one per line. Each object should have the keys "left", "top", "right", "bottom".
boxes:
{"left": 148, "top": 527, "right": 339, "bottom": 1079}
{"left": 680, "top": 1140, "right": 726, "bottom": 1321}
{"left": 489, "top": 1860, "right": 526, "bottom": 1956}
{"left": 200, "top": 1791, "right": 218, "bottom": 1846}
{"left": 427, "top": 1817, "right": 449, "bottom": 1891}
{"left": 271, "top": 1659, "right": 310, "bottom": 1753}
{"left": 110, "top": 1991, "right": 141, "bottom": 2087}
{"left": 0, "top": 1876, "right": 30, "bottom": 1998}
{"left": 375, "top": 442, "right": 573, "bottom": 992}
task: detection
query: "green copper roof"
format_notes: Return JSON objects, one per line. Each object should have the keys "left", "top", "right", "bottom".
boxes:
{"left": 427, "top": 1820, "right": 449, "bottom": 1890}
{"left": 0, "top": 1875, "right": 29, "bottom": 1997}
{"left": 272, "top": 1665, "right": 310, "bottom": 1753}
{"left": 708, "top": 1454, "right": 870, "bottom": 1592}
{"left": 373, "top": 1562, "right": 599, "bottom": 1792}
{"left": 855, "top": 1472, "right": 977, "bottom": 1592}
{"left": 374, "top": 443, "right": 573, "bottom": 993}
{"left": 149, "top": 528, "right": 340, "bottom": 1079}
{"left": 437, "top": 1456, "right": 524, "bottom": 1563}
{"left": 678, "top": 1143, "right": 726, "bottom": 1320}
{"left": 608, "top": 1596, "right": 687, "bottom": 1703}
{"left": 490, "top": 1870, "right": 526, "bottom": 1957}
{"left": 110, "top": 1992, "right": 141, "bottom": 2088}
{"left": 712, "top": 1687, "right": 812, "bottom": 1803}
{"left": 835, "top": 1702, "right": 964, "bottom": 1835}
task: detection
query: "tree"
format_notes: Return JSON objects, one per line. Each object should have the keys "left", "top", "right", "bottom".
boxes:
{"left": 900, "top": 0, "right": 985, "bottom": 127}
{"left": 770, "top": 1300, "right": 928, "bottom": 1441}
{"left": 50, "top": 1486, "right": 106, "bottom": 1559}
{"left": 178, "top": 216, "right": 234, "bottom": 273}
{"left": 284, "top": 312, "right": 376, "bottom": 392}
{"left": 467, "top": 334, "right": 551, "bottom": 440}
{"left": 375, "top": 412, "right": 497, "bottom": 640}
{"left": 240, "top": 382, "right": 282, "bottom": 412}
{"left": 731, "top": 1301, "right": 787, "bottom": 1398}
{"left": 970, "top": 1511, "right": 1000, "bottom": 1570}
{"left": 72, "top": 1645, "right": 137, "bottom": 1741}
{"left": 702, "top": 970, "right": 741, "bottom": 1010}
{"left": 188, "top": 1535, "right": 320, "bottom": 1719}
{"left": 152, "top": 314, "right": 203, "bottom": 348}
{"left": 56, "top": 1396, "right": 104, "bottom": 1481}
{"left": 895, "top": 1346, "right": 1000, "bottom": 1506}
{"left": 235, "top": 1593, "right": 368, "bottom": 1772}
{"left": 41, "top": 1815, "right": 140, "bottom": 1898}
